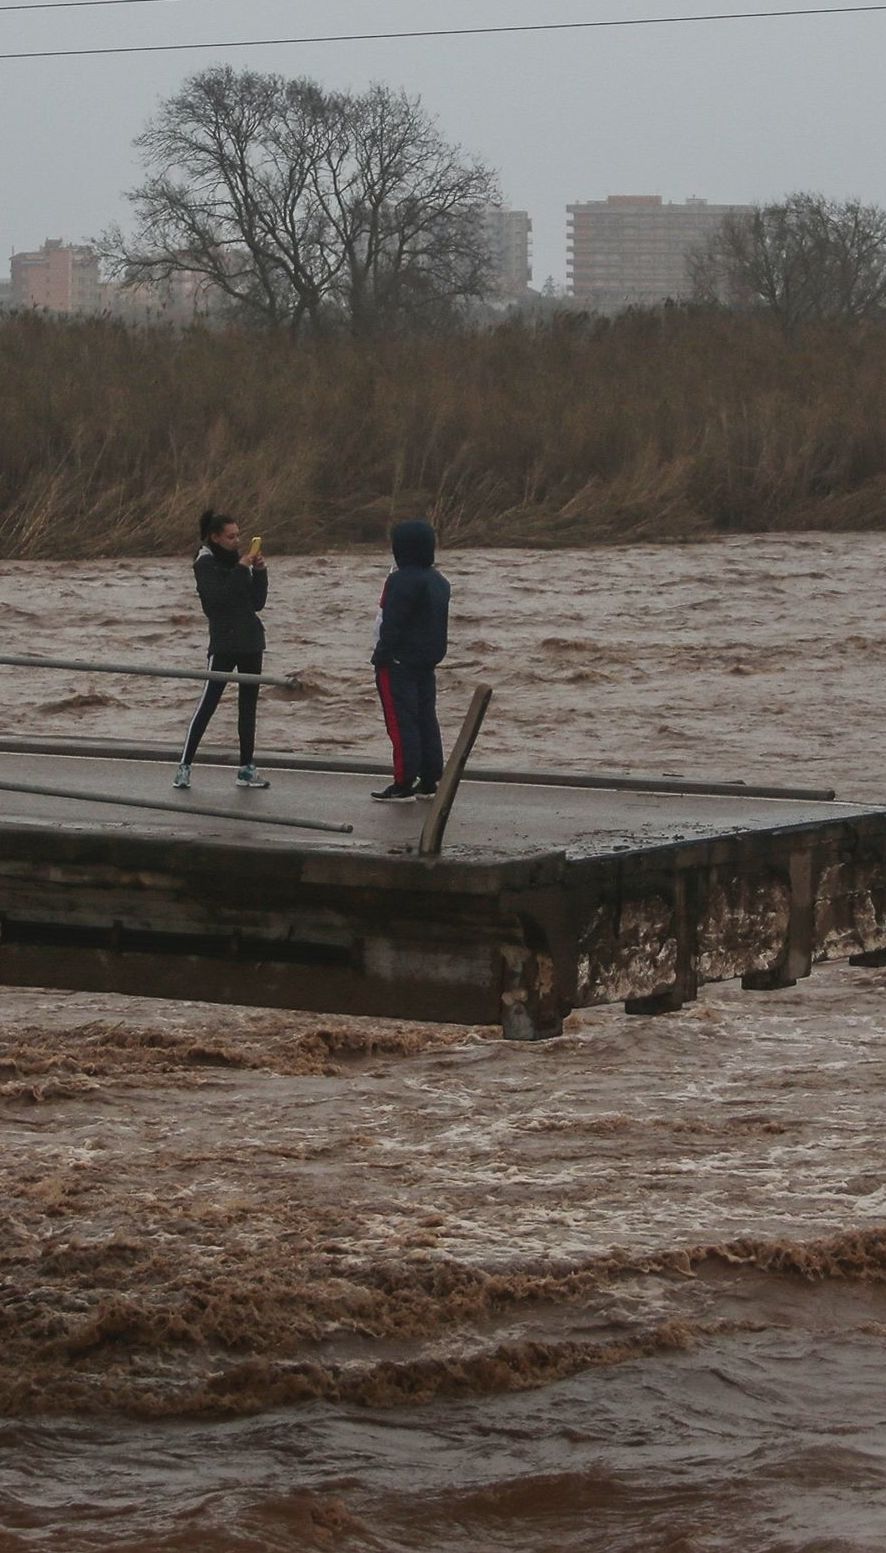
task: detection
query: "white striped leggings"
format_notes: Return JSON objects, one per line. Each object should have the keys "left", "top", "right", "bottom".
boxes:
{"left": 180, "top": 651, "right": 263, "bottom": 767}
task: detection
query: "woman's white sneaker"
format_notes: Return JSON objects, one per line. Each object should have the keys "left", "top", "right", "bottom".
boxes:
{"left": 236, "top": 765, "right": 270, "bottom": 788}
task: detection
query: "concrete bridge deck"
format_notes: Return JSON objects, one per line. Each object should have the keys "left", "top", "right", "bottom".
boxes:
{"left": 0, "top": 744, "right": 863, "bottom": 858}
{"left": 1, "top": 742, "right": 885, "bottom": 1037}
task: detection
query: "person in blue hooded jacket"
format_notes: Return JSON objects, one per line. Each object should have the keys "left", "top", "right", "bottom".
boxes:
{"left": 370, "top": 520, "right": 450, "bottom": 802}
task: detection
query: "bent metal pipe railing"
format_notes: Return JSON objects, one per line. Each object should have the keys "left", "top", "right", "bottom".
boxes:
{"left": 0, "top": 653, "right": 297, "bottom": 689}
{"left": 0, "top": 658, "right": 837, "bottom": 804}
{"left": 0, "top": 653, "right": 354, "bottom": 834}
{"left": 0, "top": 777, "right": 353, "bottom": 836}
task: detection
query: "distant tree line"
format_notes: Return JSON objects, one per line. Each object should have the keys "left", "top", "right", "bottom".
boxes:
{"left": 102, "top": 66, "right": 499, "bottom": 336}
{"left": 689, "top": 193, "right": 886, "bottom": 331}
{"left": 103, "top": 69, "right": 886, "bottom": 341}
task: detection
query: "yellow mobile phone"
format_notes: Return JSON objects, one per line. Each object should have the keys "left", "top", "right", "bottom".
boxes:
{"left": 247, "top": 535, "right": 262, "bottom": 557}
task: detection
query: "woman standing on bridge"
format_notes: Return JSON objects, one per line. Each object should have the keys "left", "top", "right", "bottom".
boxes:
{"left": 173, "top": 509, "right": 270, "bottom": 791}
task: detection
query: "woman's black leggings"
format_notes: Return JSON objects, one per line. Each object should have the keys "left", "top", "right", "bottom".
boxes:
{"left": 180, "top": 651, "right": 263, "bottom": 767}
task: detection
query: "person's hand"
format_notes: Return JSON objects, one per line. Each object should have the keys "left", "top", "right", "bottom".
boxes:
{"left": 237, "top": 552, "right": 254, "bottom": 567}
{"left": 252, "top": 553, "right": 266, "bottom": 570}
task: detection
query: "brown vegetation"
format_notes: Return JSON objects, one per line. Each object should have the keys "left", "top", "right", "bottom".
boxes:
{"left": 2, "top": 308, "right": 886, "bottom": 557}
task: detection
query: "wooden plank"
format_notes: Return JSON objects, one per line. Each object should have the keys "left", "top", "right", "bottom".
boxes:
{"left": 419, "top": 685, "right": 493, "bottom": 857}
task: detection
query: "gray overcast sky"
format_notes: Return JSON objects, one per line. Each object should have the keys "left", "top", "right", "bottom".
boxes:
{"left": 0, "top": 0, "right": 882, "bottom": 284}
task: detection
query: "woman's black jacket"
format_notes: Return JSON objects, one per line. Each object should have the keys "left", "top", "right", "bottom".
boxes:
{"left": 193, "top": 545, "right": 268, "bottom": 656}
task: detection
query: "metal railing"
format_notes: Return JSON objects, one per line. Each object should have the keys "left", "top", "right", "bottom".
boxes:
{"left": 0, "top": 652, "right": 356, "bottom": 835}
{"left": 0, "top": 652, "right": 296, "bottom": 689}
{"left": 0, "top": 777, "right": 353, "bottom": 835}
{"left": 0, "top": 651, "right": 840, "bottom": 844}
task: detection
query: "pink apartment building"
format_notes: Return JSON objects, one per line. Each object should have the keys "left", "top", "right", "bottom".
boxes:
{"left": 10, "top": 238, "right": 102, "bottom": 314}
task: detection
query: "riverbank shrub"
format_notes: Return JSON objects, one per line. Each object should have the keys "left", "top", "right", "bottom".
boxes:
{"left": 2, "top": 309, "right": 886, "bottom": 556}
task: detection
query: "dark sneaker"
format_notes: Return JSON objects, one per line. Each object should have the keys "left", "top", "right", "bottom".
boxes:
{"left": 371, "top": 783, "right": 416, "bottom": 803}
{"left": 172, "top": 762, "right": 191, "bottom": 790}
{"left": 236, "top": 765, "right": 270, "bottom": 789}
{"left": 413, "top": 781, "right": 437, "bottom": 801}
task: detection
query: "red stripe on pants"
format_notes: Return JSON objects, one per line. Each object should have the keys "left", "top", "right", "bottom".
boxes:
{"left": 376, "top": 666, "right": 406, "bottom": 786}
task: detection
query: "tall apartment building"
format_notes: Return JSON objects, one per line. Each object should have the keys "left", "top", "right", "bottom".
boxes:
{"left": 567, "top": 195, "right": 750, "bottom": 313}
{"left": 10, "top": 238, "right": 102, "bottom": 314}
{"left": 482, "top": 206, "right": 533, "bottom": 298}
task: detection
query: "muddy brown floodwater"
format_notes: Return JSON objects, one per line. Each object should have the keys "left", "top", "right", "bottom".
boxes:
{"left": 1, "top": 535, "right": 886, "bottom": 1553}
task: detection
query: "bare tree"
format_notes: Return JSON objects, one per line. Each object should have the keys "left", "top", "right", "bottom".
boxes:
{"left": 330, "top": 85, "right": 498, "bottom": 331}
{"left": 101, "top": 67, "right": 498, "bottom": 333}
{"left": 688, "top": 193, "right": 886, "bottom": 329}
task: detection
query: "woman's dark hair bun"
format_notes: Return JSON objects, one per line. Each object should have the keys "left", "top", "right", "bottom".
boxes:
{"left": 199, "top": 507, "right": 232, "bottom": 542}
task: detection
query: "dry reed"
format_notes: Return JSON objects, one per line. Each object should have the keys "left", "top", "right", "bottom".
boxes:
{"left": 2, "top": 308, "right": 886, "bottom": 557}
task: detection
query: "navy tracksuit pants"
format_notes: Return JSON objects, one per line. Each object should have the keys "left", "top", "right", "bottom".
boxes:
{"left": 376, "top": 663, "right": 444, "bottom": 788}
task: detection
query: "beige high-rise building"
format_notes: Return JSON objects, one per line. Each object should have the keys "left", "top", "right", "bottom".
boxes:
{"left": 10, "top": 238, "right": 102, "bottom": 314}
{"left": 482, "top": 207, "right": 533, "bottom": 298}
{"left": 567, "top": 195, "right": 750, "bottom": 313}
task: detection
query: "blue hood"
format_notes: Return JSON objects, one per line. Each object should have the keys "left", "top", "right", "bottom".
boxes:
{"left": 391, "top": 520, "right": 436, "bottom": 569}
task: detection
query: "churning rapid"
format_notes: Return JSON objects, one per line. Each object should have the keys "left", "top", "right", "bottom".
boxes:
{"left": 1, "top": 535, "right": 885, "bottom": 1552}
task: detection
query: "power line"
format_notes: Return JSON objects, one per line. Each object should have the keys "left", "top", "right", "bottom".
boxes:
{"left": 0, "top": 1, "right": 170, "bottom": 10}
{"left": 0, "top": 4, "right": 884, "bottom": 59}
